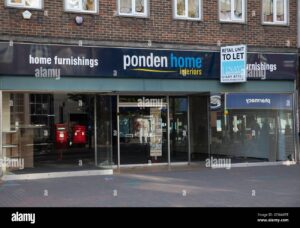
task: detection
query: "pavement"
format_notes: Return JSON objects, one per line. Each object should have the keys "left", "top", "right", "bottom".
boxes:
{"left": 0, "top": 164, "right": 300, "bottom": 207}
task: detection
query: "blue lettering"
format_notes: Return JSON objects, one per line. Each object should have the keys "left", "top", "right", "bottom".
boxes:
{"left": 170, "top": 53, "right": 202, "bottom": 69}
{"left": 178, "top": 57, "right": 185, "bottom": 68}
{"left": 170, "top": 53, "right": 177, "bottom": 68}
{"left": 196, "top": 58, "right": 202, "bottom": 68}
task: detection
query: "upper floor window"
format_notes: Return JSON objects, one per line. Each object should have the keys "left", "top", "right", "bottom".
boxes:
{"left": 64, "top": 0, "right": 98, "bottom": 14}
{"left": 118, "top": 0, "right": 148, "bottom": 17}
{"left": 5, "top": 0, "right": 42, "bottom": 9}
{"left": 174, "top": 0, "right": 202, "bottom": 20}
{"left": 262, "top": 0, "right": 288, "bottom": 25}
{"left": 219, "top": 0, "right": 245, "bottom": 23}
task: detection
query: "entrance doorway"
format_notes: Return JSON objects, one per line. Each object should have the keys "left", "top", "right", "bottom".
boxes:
{"left": 95, "top": 95, "right": 117, "bottom": 167}
{"left": 189, "top": 95, "right": 210, "bottom": 161}
{"left": 117, "top": 95, "right": 210, "bottom": 165}
{"left": 169, "top": 97, "right": 188, "bottom": 162}
{"left": 118, "top": 96, "right": 168, "bottom": 165}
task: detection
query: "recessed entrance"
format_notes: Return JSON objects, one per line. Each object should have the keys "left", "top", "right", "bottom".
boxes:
{"left": 118, "top": 96, "right": 168, "bottom": 165}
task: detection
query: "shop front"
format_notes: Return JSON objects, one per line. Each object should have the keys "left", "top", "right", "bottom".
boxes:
{"left": 0, "top": 42, "right": 298, "bottom": 172}
{"left": 0, "top": 92, "right": 210, "bottom": 169}
{"left": 210, "top": 93, "right": 296, "bottom": 162}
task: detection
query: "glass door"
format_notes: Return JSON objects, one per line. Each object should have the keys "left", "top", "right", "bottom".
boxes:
{"left": 189, "top": 94, "right": 210, "bottom": 161}
{"left": 119, "top": 96, "right": 168, "bottom": 165}
{"left": 169, "top": 97, "right": 188, "bottom": 162}
{"left": 254, "top": 111, "right": 277, "bottom": 161}
{"left": 95, "top": 95, "right": 114, "bottom": 167}
{"left": 277, "top": 110, "right": 294, "bottom": 161}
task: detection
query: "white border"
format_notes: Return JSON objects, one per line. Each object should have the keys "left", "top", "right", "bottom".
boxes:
{"left": 173, "top": 0, "right": 202, "bottom": 21}
{"left": 262, "top": 0, "right": 289, "bottom": 26}
{"left": 5, "top": 0, "right": 43, "bottom": 10}
{"left": 117, "top": 0, "right": 149, "bottom": 18}
{"left": 219, "top": 0, "right": 246, "bottom": 23}
{"left": 64, "top": 0, "right": 99, "bottom": 14}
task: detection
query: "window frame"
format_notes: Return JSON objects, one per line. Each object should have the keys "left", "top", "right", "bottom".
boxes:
{"left": 64, "top": 0, "right": 99, "bottom": 14}
{"left": 5, "top": 0, "right": 43, "bottom": 10}
{"left": 117, "top": 0, "right": 149, "bottom": 18}
{"left": 218, "top": 0, "right": 246, "bottom": 23}
{"left": 173, "top": 0, "right": 202, "bottom": 21}
{"left": 262, "top": 0, "right": 289, "bottom": 26}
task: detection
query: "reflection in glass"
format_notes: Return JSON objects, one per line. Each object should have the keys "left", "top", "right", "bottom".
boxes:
{"left": 120, "top": 0, "right": 132, "bottom": 14}
{"left": 65, "top": 0, "right": 96, "bottom": 12}
{"left": 277, "top": 111, "right": 294, "bottom": 161}
{"left": 233, "top": 0, "right": 242, "bottom": 20}
{"left": 228, "top": 112, "right": 275, "bottom": 161}
{"left": 119, "top": 96, "right": 167, "bottom": 164}
{"left": 67, "top": 0, "right": 80, "bottom": 10}
{"left": 9, "top": 0, "right": 41, "bottom": 8}
{"left": 220, "top": 0, "right": 231, "bottom": 21}
{"left": 276, "top": 0, "right": 284, "bottom": 21}
{"left": 177, "top": 0, "right": 185, "bottom": 16}
{"left": 83, "top": 0, "right": 95, "bottom": 11}
{"left": 211, "top": 108, "right": 295, "bottom": 163}
{"left": 25, "top": 0, "right": 39, "bottom": 7}
{"left": 3, "top": 92, "right": 98, "bottom": 171}
{"left": 135, "top": 0, "right": 145, "bottom": 13}
{"left": 119, "top": 106, "right": 168, "bottom": 164}
{"left": 11, "top": 0, "right": 22, "bottom": 3}
{"left": 263, "top": 0, "right": 273, "bottom": 22}
{"left": 96, "top": 96, "right": 114, "bottom": 167}
{"left": 188, "top": 0, "right": 199, "bottom": 18}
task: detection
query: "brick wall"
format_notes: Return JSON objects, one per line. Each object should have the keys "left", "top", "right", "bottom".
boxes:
{"left": 0, "top": 0, "right": 297, "bottom": 48}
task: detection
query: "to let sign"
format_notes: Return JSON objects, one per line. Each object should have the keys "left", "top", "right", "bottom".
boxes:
{"left": 221, "top": 44, "right": 247, "bottom": 83}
